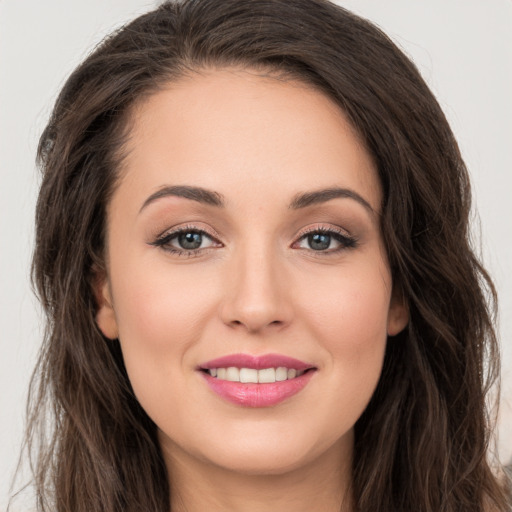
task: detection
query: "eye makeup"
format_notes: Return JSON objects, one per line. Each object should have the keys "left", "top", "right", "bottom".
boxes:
{"left": 148, "top": 221, "right": 359, "bottom": 259}
{"left": 293, "top": 225, "right": 358, "bottom": 254}
{"left": 149, "top": 223, "right": 223, "bottom": 258}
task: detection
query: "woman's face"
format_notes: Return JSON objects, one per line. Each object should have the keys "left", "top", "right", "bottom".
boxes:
{"left": 96, "top": 69, "right": 407, "bottom": 476}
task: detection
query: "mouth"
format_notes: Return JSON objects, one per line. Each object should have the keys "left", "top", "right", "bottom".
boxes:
{"left": 197, "top": 353, "right": 317, "bottom": 407}
{"left": 200, "top": 366, "right": 311, "bottom": 383}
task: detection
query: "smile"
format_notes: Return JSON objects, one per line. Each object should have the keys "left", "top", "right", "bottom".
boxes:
{"left": 198, "top": 353, "right": 317, "bottom": 407}
{"left": 204, "top": 367, "right": 307, "bottom": 383}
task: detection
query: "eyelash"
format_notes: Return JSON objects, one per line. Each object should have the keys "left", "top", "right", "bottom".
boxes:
{"left": 149, "top": 224, "right": 221, "bottom": 258}
{"left": 150, "top": 224, "right": 358, "bottom": 258}
{"left": 294, "top": 226, "right": 358, "bottom": 254}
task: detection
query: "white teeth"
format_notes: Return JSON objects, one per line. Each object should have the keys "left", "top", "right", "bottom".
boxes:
{"left": 206, "top": 366, "right": 308, "bottom": 383}
{"left": 225, "top": 367, "right": 240, "bottom": 382}
{"left": 275, "top": 367, "right": 288, "bottom": 381}
{"left": 258, "top": 368, "right": 276, "bottom": 383}
{"left": 240, "top": 368, "right": 258, "bottom": 383}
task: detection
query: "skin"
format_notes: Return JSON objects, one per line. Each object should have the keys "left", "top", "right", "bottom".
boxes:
{"left": 96, "top": 68, "right": 408, "bottom": 512}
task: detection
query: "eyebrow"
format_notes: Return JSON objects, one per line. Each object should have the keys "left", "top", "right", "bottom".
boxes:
{"left": 288, "top": 187, "right": 375, "bottom": 214}
{"left": 139, "top": 184, "right": 375, "bottom": 215}
{"left": 140, "top": 185, "right": 225, "bottom": 212}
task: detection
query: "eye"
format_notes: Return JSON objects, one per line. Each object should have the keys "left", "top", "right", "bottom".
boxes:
{"left": 174, "top": 231, "right": 208, "bottom": 250}
{"left": 150, "top": 226, "right": 221, "bottom": 255}
{"left": 294, "top": 227, "right": 357, "bottom": 253}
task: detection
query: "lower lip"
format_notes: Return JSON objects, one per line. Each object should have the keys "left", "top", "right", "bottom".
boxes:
{"left": 200, "top": 370, "right": 315, "bottom": 407}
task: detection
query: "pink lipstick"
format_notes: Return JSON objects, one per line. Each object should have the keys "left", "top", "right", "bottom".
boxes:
{"left": 197, "top": 353, "right": 316, "bottom": 407}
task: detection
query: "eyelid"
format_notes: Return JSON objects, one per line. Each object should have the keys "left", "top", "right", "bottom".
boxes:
{"left": 149, "top": 223, "right": 223, "bottom": 256}
{"left": 293, "top": 223, "right": 354, "bottom": 243}
{"left": 295, "top": 223, "right": 352, "bottom": 238}
{"left": 155, "top": 223, "right": 221, "bottom": 242}
{"left": 292, "top": 223, "right": 358, "bottom": 253}
{"left": 149, "top": 222, "right": 357, "bottom": 257}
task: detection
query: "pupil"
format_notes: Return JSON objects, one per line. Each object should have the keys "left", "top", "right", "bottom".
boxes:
{"left": 309, "top": 233, "right": 331, "bottom": 250}
{"left": 178, "top": 232, "right": 202, "bottom": 250}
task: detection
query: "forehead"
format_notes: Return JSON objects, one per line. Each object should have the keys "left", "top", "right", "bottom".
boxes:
{"left": 116, "top": 68, "right": 380, "bottom": 213}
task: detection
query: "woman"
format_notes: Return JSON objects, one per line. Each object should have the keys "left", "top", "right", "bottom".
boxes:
{"left": 23, "top": 0, "right": 510, "bottom": 510}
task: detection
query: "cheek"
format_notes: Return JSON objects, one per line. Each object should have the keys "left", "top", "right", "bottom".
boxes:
{"left": 113, "top": 260, "right": 216, "bottom": 346}
{"left": 303, "top": 266, "right": 391, "bottom": 343}
{"left": 297, "top": 263, "right": 391, "bottom": 398}
{"left": 110, "top": 261, "right": 219, "bottom": 401}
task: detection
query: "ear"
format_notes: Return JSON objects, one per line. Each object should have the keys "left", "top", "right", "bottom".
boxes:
{"left": 387, "top": 285, "right": 409, "bottom": 336}
{"left": 93, "top": 269, "right": 119, "bottom": 340}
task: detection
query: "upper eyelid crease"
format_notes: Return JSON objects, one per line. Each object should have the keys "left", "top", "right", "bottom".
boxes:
{"left": 158, "top": 224, "right": 349, "bottom": 241}
{"left": 295, "top": 226, "right": 358, "bottom": 246}
{"left": 298, "top": 224, "right": 351, "bottom": 236}
{"left": 154, "top": 226, "right": 219, "bottom": 243}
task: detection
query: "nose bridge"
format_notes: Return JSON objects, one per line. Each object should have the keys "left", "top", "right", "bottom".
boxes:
{"left": 220, "top": 237, "right": 292, "bottom": 332}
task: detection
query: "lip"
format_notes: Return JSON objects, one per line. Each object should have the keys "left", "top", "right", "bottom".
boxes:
{"left": 198, "top": 353, "right": 314, "bottom": 371}
{"left": 197, "top": 353, "right": 317, "bottom": 407}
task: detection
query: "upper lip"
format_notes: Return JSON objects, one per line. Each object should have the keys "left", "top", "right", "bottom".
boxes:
{"left": 198, "top": 353, "right": 315, "bottom": 371}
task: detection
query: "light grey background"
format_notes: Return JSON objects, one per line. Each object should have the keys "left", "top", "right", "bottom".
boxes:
{"left": 1, "top": 1, "right": 511, "bottom": 509}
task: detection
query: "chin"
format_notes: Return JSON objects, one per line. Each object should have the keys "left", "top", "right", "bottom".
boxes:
{"left": 210, "top": 447, "right": 312, "bottom": 476}
{"left": 175, "top": 425, "right": 353, "bottom": 478}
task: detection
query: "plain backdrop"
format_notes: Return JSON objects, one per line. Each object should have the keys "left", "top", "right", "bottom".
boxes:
{"left": 1, "top": 0, "right": 511, "bottom": 509}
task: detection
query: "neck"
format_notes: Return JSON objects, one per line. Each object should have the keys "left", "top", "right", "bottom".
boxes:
{"left": 161, "top": 435, "right": 354, "bottom": 512}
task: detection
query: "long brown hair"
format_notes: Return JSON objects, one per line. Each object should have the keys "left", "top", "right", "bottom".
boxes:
{"left": 21, "top": 0, "right": 509, "bottom": 510}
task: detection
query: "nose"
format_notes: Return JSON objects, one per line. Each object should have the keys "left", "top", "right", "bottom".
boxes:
{"left": 219, "top": 245, "right": 293, "bottom": 333}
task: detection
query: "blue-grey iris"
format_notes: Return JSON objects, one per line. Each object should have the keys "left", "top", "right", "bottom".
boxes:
{"left": 309, "top": 233, "right": 331, "bottom": 250}
{"left": 178, "top": 232, "right": 203, "bottom": 250}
